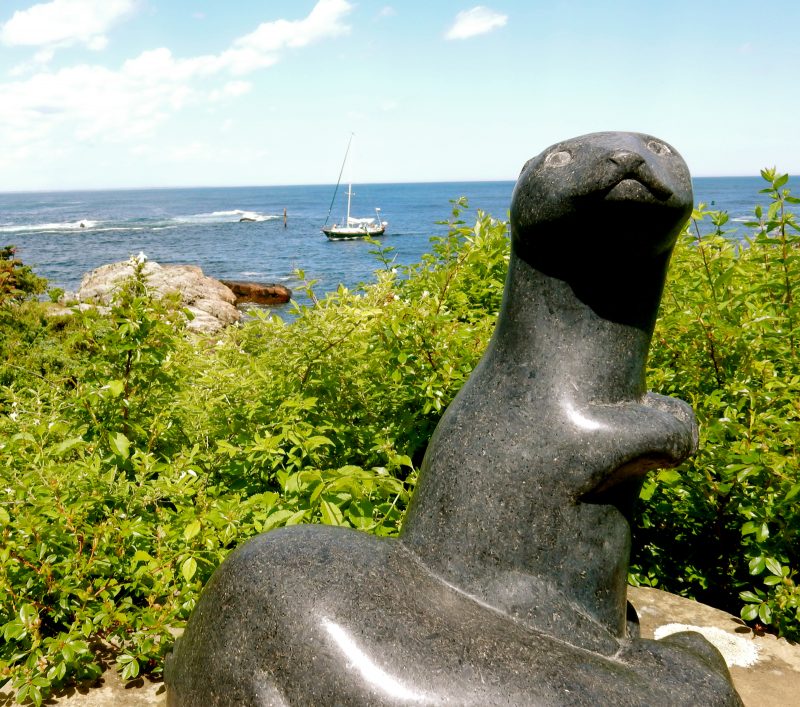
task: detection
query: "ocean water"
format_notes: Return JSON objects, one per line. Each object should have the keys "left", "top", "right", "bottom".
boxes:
{"left": 0, "top": 177, "right": 791, "bottom": 308}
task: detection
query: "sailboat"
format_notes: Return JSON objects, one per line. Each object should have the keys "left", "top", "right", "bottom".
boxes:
{"left": 322, "top": 134, "right": 388, "bottom": 240}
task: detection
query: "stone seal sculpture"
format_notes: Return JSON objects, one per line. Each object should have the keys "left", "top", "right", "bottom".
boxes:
{"left": 166, "top": 132, "right": 743, "bottom": 706}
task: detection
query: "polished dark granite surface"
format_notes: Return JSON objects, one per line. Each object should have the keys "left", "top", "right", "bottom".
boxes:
{"left": 166, "top": 132, "right": 742, "bottom": 706}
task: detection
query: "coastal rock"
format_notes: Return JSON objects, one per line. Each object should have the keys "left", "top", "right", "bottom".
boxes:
{"left": 77, "top": 260, "right": 241, "bottom": 334}
{"left": 219, "top": 280, "right": 291, "bottom": 305}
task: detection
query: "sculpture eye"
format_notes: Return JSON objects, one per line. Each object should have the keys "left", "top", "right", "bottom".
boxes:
{"left": 647, "top": 140, "right": 671, "bottom": 156}
{"left": 544, "top": 150, "right": 572, "bottom": 167}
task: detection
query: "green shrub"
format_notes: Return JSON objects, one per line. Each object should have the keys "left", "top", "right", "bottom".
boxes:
{"left": 1, "top": 179, "right": 798, "bottom": 705}
{"left": 0, "top": 207, "right": 508, "bottom": 703}
{"left": 0, "top": 245, "right": 46, "bottom": 306}
{"left": 632, "top": 168, "right": 800, "bottom": 640}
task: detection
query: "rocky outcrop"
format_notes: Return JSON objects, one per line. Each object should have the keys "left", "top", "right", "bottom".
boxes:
{"left": 77, "top": 260, "right": 241, "bottom": 334}
{"left": 219, "top": 280, "right": 291, "bottom": 305}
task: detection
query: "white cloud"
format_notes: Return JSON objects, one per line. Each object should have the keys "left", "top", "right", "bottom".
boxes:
{"left": 222, "top": 0, "right": 352, "bottom": 74}
{"left": 222, "top": 80, "right": 252, "bottom": 97}
{"left": 87, "top": 35, "right": 109, "bottom": 51}
{"left": 9, "top": 48, "right": 56, "bottom": 76}
{"left": 209, "top": 80, "right": 253, "bottom": 102}
{"left": 0, "top": 0, "right": 353, "bottom": 150}
{"left": 445, "top": 6, "right": 507, "bottom": 40}
{"left": 378, "top": 6, "right": 396, "bottom": 18}
{"left": 35, "top": 48, "right": 55, "bottom": 64}
{"left": 0, "top": 0, "right": 137, "bottom": 50}
{"left": 0, "top": 63, "right": 178, "bottom": 145}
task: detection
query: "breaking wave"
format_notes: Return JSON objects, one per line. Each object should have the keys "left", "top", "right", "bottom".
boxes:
{"left": 0, "top": 219, "right": 99, "bottom": 233}
{"left": 174, "top": 209, "right": 279, "bottom": 224}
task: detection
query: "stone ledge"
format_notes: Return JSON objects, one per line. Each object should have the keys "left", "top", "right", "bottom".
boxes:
{"left": 628, "top": 586, "right": 800, "bottom": 707}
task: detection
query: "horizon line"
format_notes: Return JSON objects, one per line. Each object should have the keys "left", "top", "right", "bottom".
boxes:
{"left": 0, "top": 174, "right": 782, "bottom": 196}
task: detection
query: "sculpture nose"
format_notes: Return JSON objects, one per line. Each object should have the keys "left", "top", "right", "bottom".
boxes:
{"left": 609, "top": 150, "right": 645, "bottom": 172}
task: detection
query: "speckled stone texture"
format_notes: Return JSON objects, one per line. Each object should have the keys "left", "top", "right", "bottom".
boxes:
{"left": 165, "top": 132, "right": 743, "bottom": 706}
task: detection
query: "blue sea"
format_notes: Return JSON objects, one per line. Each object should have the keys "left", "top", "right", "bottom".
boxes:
{"left": 0, "top": 177, "right": 791, "bottom": 312}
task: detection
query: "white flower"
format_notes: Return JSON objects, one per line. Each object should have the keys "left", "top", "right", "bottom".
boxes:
{"left": 135, "top": 251, "right": 147, "bottom": 264}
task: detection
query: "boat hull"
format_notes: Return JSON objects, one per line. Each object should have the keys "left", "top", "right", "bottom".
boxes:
{"left": 322, "top": 226, "right": 386, "bottom": 240}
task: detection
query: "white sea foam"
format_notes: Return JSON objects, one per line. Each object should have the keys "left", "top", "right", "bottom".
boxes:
{"left": 0, "top": 219, "right": 99, "bottom": 233}
{"left": 174, "top": 209, "right": 279, "bottom": 224}
{"left": 92, "top": 227, "right": 146, "bottom": 232}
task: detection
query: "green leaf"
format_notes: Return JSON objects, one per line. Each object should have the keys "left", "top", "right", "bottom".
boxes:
{"left": 285, "top": 510, "right": 308, "bottom": 526}
{"left": 347, "top": 499, "right": 375, "bottom": 529}
{"left": 741, "top": 521, "right": 758, "bottom": 536}
{"left": 117, "top": 654, "right": 140, "bottom": 681}
{"left": 132, "top": 550, "right": 153, "bottom": 564}
{"left": 263, "top": 509, "right": 296, "bottom": 531}
{"left": 109, "top": 432, "right": 130, "bottom": 459}
{"left": 392, "top": 454, "right": 413, "bottom": 469}
{"left": 656, "top": 469, "right": 681, "bottom": 484}
{"left": 739, "top": 591, "right": 762, "bottom": 603}
{"left": 741, "top": 604, "right": 758, "bottom": 621}
{"left": 0, "top": 506, "right": 10, "bottom": 526}
{"left": 758, "top": 603, "right": 773, "bottom": 625}
{"left": 765, "top": 557, "right": 782, "bottom": 576}
{"left": 767, "top": 202, "right": 781, "bottom": 222}
{"left": 3, "top": 620, "right": 26, "bottom": 641}
{"left": 320, "top": 499, "right": 345, "bottom": 526}
{"left": 183, "top": 519, "right": 201, "bottom": 542}
{"left": 30, "top": 686, "right": 43, "bottom": 707}
{"left": 53, "top": 437, "right": 85, "bottom": 456}
{"left": 107, "top": 379, "right": 125, "bottom": 397}
{"left": 181, "top": 557, "right": 197, "bottom": 582}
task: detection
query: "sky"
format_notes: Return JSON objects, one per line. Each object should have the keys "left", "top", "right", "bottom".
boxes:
{"left": 0, "top": 0, "right": 799, "bottom": 191}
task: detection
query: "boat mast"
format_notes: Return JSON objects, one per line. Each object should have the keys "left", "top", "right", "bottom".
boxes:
{"left": 323, "top": 132, "right": 354, "bottom": 228}
{"left": 345, "top": 134, "right": 354, "bottom": 226}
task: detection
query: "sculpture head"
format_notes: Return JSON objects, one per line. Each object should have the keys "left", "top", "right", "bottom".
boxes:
{"left": 509, "top": 132, "right": 693, "bottom": 330}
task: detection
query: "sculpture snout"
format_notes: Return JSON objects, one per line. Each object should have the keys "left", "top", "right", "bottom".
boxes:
{"left": 607, "top": 149, "right": 673, "bottom": 201}
{"left": 609, "top": 150, "right": 645, "bottom": 171}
